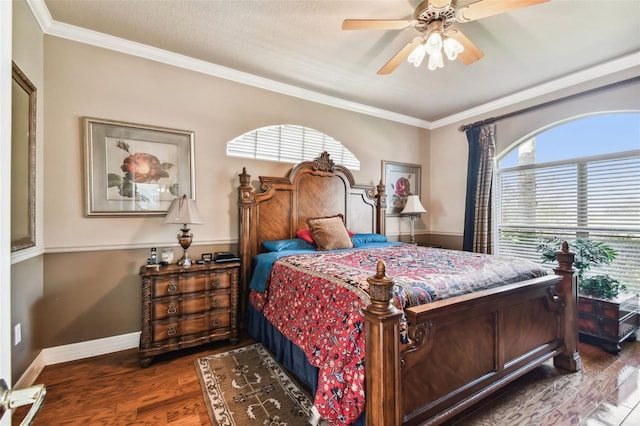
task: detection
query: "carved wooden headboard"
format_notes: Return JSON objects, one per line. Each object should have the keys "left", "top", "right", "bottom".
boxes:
{"left": 237, "top": 152, "right": 386, "bottom": 317}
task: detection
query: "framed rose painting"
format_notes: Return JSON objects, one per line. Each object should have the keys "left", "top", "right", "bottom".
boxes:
{"left": 382, "top": 160, "right": 421, "bottom": 216}
{"left": 83, "top": 117, "right": 195, "bottom": 216}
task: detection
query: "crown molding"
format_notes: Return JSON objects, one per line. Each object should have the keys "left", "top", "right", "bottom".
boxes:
{"left": 26, "top": 0, "right": 640, "bottom": 131}
{"left": 26, "top": 0, "right": 432, "bottom": 129}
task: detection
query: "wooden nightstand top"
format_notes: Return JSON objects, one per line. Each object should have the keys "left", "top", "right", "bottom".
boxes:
{"left": 140, "top": 261, "right": 241, "bottom": 276}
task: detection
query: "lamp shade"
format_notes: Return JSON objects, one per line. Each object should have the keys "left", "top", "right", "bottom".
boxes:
{"left": 401, "top": 195, "right": 427, "bottom": 215}
{"left": 162, "top": 195, "right": 204, "bottom": 225}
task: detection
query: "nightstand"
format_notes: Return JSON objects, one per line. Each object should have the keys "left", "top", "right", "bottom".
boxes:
{"left": 578, "top": 291, "right": 639, "bottom": 353}
{"left": 138, "top": 261, "right": 240, "bottom": 367}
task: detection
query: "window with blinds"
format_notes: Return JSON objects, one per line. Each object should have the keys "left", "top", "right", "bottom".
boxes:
{"left": 227, "top": 124, "right": 360, "bottom": 170}
{"left": 496, "top": 113, "right": 640, "bottom": 295}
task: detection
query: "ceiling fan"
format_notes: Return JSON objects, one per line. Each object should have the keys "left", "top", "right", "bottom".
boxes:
{"left": 342, "top": 0, "right": 549, "bottom": 74}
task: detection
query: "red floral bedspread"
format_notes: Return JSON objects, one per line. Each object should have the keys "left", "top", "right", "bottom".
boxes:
{"left": 259, "top": 245, "right": 548, "bottom": 425}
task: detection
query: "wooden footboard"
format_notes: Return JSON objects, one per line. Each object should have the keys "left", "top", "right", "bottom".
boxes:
{"left": 364, "top": 244, "right": 582, "bottom": 426}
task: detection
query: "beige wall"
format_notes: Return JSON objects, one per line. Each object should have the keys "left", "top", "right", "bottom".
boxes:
{"left": 43, "top": 37, "right": 427, "bottom": 250}
{"left": 11, "top": 0, "right": 44, "bottom": 383}
{"left": 37, "top": 36, "right": 427, "bottom": 354}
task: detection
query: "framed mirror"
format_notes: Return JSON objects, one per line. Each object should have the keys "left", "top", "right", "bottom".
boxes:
{"left": 11, "top": 62, "right": 36, "bottom": 251}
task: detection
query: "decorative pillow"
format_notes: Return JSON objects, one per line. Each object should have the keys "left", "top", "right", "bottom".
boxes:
{"left": 306, "top": 214, "right": 354, "bottom": 251}
{"left": 297, "top": 226, "right": 355, "bottom": 244}
{"left": 296, "top": 228, "right": 315, "bottom": 244}
{"left": 351, "top": 233, "right": 388, "bottom": 247}
{"left": 262, "top": 238, "right": 316, "bottom": 252}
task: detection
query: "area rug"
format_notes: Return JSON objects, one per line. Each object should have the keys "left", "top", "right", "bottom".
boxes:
{"left": 194, "top": 343, "right": 316, "bottom": 425}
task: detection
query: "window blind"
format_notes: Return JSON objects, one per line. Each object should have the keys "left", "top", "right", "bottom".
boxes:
{"left": 227, "top": 125, "right": 360, "bottom": 170}
{"left": 497, "top": 150, "right": 640, "bottom": 294}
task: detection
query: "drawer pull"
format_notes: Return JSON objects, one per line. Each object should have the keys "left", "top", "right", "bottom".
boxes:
{"left": 212, "top": 298, "right": 220, "bottom": 308}
{"left": 167, "top": 324, "right": 177, "bottom": 336}
{"left": 212, "top": 277, "right": 220, "bottom": 287}
{"left": 167, "top": 303, "right": 177, "bottom": 315}
{"left": 212, "top": 318, "right": 221, "bottom": 327}
{"left": 167, "top": 282, "right": 178, "bottom": 294}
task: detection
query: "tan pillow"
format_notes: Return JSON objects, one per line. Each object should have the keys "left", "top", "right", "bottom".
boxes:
{"left": 307, "top": 214, "right": 354, "bottom": 251}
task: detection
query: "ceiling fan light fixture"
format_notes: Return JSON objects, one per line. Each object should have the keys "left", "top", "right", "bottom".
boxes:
{"left": 428, "top": 49, "right": 444, "bottom": 70}
{"left": 425, "top": 31, "right": 443, "bottom": 55}
{"left": 407, "top": 43, "right": 427, "bottom": 67}
{"left": 443, "top": 36, "right": 464, "bottom": 61}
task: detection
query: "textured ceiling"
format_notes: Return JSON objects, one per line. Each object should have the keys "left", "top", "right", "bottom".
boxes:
{"left": 42, "top": 0, "right": 640, "bottom": 126}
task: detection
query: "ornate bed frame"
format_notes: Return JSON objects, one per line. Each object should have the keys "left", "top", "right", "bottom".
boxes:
{"left": 238, "top": 152, "right": 581, "bottom": 425}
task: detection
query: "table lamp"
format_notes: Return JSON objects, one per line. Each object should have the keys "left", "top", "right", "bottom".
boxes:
{"left": 401, "top": 195, "right": 427, "bottom": 245}
{"left": 162, "top": 194, "right": 204, "bottom": 266}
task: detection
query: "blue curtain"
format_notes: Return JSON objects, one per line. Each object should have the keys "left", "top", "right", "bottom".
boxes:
{"left": 463, "top": 127, "right": 482, "bottom": 251}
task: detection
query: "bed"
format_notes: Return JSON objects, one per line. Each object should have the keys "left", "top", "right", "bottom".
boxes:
{"left": 237, "top": 152, "right": 581, "bottom": 426}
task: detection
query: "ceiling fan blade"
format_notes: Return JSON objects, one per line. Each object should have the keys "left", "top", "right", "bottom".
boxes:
{"left": 342, "top": 19, "right": 417, "bottom": 30}
{"left": 446, "top": 29, "right": 484, "bottom": 65}
{"left": 456, "top": 0, "right": 549, "bottom": 22}
{"left": 378, "top": 36, "right": 423, "bottom": 75}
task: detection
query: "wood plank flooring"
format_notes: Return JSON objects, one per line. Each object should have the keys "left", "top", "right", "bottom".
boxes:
{"left": 13, "top": 334, "right": 640, "bottom": 425}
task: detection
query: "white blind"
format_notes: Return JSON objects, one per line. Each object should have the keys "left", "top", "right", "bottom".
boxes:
{"left": 497, "top": 150, "right": 640, "bottom": 294}
{"left": 227, "top": 124, "right": 360, "bottom": 170}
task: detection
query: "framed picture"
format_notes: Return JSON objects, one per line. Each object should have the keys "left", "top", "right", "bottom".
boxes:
{"left": 11, "top": 62, "right": 37, "bottom": 251}
{"left": 382, "top": 160, "right": 421, "bottom": 216}
{"left": 83, "top": 117, "right": 195, "bottom": 216}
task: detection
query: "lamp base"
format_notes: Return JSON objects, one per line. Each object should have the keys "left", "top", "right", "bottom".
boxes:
{"left": 177, "top": 225, "right": 193, "bottom": 267}
{"left": 409, "top": 215, "right": 417, "bottom": 245}
{"left": 177, "top": 252, "right": 192, "bottom": 267}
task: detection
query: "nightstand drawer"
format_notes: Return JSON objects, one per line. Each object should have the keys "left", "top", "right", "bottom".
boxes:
{"left": 152, "top": 274, "right": 207, "bottom": 297}
{"left": 581, "top": 315, "right": 618, "bottom": 340}
{"left": 152, "top": 291, "right": 231, "bottom": 320}
{"left": 151, "top": 270, "right": 232, "bottom": 297}
{"left": 151, "top": 312, "right": 231, "bottom": 341}
{"left": 209, "top": 271, "right": 232, "bottom": 290}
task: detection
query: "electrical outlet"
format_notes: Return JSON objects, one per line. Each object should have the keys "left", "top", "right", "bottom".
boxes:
{"left": 14, "top": 323, "right": 21, "bottom": 346}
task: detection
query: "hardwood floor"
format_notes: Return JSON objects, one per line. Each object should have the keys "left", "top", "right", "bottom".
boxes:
{"left": 13, "top": 334, "right": 640, "bottom": 425}
{"left": 444, "top": 337, "right": 640, "bottom": 426}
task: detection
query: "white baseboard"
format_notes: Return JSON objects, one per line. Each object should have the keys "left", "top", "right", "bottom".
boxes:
{"left": 14, "top": 350, "right": 46, "bottom": 390}
{"left": 16, "top": 332, "right": 140, "bottom": 387}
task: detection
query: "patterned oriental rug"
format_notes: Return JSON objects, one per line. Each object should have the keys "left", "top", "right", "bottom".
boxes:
{"left": 194, "top": 343, "right": 317, "bottom": 425}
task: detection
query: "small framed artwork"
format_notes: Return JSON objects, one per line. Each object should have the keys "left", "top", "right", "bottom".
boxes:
{"left": 83, "top": 117, "right": 195, "bottom": 216}
{"left": 382, "top": 160, "right": 421, "bottom": 216}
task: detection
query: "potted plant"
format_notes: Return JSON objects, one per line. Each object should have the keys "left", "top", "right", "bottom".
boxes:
{"left": 579, "top": 275, "right": 626, "bottom": 299}
{"left": 537, "top": 237, "right": 625, "bottom": 298}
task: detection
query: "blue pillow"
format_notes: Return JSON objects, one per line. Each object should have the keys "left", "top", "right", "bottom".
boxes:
{"left": 351, "top": 233, "right": 388, "bottom": 247}
{"left": 262, "top": 238, "right": 316, "bottom": 252}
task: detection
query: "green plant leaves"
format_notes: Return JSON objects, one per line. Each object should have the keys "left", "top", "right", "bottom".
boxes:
{"left": 536, "top": 237, "right": 617, "bottom": 281}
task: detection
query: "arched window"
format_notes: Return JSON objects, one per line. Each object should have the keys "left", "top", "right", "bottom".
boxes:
{"left": 496, "top": 112, "right": 640, "bottom": 293}
{"left": 226, "top": 124, "right": 360, "bottom": 170}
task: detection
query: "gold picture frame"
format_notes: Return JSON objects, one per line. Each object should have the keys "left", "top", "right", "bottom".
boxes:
{"left": 83, "top": 117, "right": 195, "bottom": 216}
{"left": 11, "top": 62, "right": 37, "bottom": 251}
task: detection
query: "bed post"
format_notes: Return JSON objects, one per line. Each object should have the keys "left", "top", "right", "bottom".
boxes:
{"left": 375, "top": 180, "right": 386, "bottom": 236}
{"left": 553, "top": 241, "right": 582, "bottom": 372}
{"left": 364, "top": 261, "right": 402, "bottom": 426}
{"left": 238, "top": 167, "right": 254, "bottom": 325}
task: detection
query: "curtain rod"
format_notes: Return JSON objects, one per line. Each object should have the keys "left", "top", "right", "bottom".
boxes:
{"left": 458, "top": 75, "right": 640, "bottom": 132}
